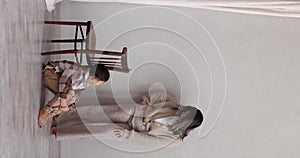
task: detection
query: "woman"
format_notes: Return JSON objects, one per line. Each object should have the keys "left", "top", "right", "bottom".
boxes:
{"left": 51, "top": 92, "right": 203, "bottom": 148}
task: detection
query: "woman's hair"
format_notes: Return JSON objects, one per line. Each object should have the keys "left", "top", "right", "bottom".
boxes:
{"left": 171, "top": 105, "right": 203, "bottom": 140}
{"left": 89, "top": 64, "right": 110, "bottom": 82}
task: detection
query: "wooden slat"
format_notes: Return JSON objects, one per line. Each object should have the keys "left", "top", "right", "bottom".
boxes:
{"left": 104, "top": 63, "right": 121, "bottom": 66}
{"left": 121, "top": 47, "right": 129, "bottom": 71}
{"left": 90, "top": 57, "right": 120, "bottom": 60}
{"left": 41, "top": 50, "right": 123, "bottom": 56}
{"left": 106, "top": 67, "right": 129, "bottom": 73}
{"left": 83, "top": 50, "right": 124, "bottom": 56}
{"left": 45, "top": 21, "right": 89, "bottom": 26}
{"left": 50, "top": 39, "right": 84, "bottom": 43}
{"left": 92, "top": 61, "right": 120, "bottom": 64}
{"left": 91, "top": 62, "right": 121, "bottom": 66}
{"left": 41, "top": 50, "right": 77, "bottom": 56}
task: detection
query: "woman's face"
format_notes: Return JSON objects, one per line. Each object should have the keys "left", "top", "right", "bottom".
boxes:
{"left": 179, "top": 111, "right": 190, "bottom": 120}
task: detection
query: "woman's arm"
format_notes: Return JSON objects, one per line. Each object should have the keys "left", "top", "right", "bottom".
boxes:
{"left": 141, "top": 92, "right": 179, "bottom": 117}
{"left": 115, "top": 127, "right": 181, "bottom": 148}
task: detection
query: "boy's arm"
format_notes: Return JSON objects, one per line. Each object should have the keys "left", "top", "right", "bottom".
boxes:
{"left": 57, "top": 68, "right": 75, "bottom": 109}
{"left": 50, "top": 60, "right": 76, "bottom": 71}
{"left": 58, "top": 69, "right": 76, "bottom": 99}
{"left": 55, "top": 60, "right": 82, "bottom": 99}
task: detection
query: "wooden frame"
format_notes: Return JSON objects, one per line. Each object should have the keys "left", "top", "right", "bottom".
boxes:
{"left": 42, "top": 21, "right": 129, "bottom": 73}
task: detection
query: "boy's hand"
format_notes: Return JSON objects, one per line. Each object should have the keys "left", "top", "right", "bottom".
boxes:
{"left": 59, "top": 98, "right": 70, "bottom": 111}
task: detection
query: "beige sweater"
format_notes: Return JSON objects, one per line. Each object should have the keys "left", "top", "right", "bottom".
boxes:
{"left": 123, "top": 92, "right": 182, "bottom": 148}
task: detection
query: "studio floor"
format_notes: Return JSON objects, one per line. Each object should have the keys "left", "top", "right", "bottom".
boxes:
{"left": 0, "top": 0, "right": 60, "bottom": 157}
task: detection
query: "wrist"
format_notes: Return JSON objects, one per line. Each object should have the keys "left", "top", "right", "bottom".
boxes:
{"left": 122, "top": 129, "right": 131, "bottom": 138}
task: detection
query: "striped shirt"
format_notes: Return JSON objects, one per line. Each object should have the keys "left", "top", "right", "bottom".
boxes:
{"left": 44, "top": 60, "right": 90, "bottom": 103}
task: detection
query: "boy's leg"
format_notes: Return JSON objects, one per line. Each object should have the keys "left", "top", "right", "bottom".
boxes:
{"left": 38, "top": 94, "right": 62, "bottom": 128}
{"left": 38, "top": 68, "right": 60, "bottom": 128}
{"left": 43, "top": 68, "right": 59, "bottom": 94}
{"left": 38, "top": 91, "right": 76, "bottom": 128}
{"left": 39, "top": 69, "right": 76, "bottom": 127}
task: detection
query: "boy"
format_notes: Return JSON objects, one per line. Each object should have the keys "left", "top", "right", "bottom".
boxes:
{"left": 38, "top": 60, "right": 110, "bottom": 128}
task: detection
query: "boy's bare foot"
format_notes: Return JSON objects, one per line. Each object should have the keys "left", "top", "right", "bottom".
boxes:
{"left": 50, "top": 126, "right": 57, "bottom": 135}
{"left": 50, "top": 117, "right": 57, "bottom": 135}
{"left": 38, "top": 107, "right": 52, "bottom": 128}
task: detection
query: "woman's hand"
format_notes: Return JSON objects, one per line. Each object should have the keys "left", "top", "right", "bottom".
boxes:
{"left": 114, "top": 127, "right": 126, "bottom": 138}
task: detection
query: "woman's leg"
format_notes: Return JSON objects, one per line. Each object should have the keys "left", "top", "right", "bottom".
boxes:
{"left": 57, "top": 104, "right": 136, "bottom": 125}
{"left": 55, "top": 122, "right": 130, "bottom": 140}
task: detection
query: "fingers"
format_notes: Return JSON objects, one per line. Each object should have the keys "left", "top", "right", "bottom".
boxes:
{"left": 59, "top": 105, "right": 70, "bottom": 111}
{"left": 114, "top": 130, "right": 122, "bottom": 137}
{"left": 114, "top": 127, "right": 125, "bottom": 138}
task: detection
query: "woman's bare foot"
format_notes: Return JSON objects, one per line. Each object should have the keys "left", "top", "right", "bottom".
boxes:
{"left": 38, "top": 108, "right": 51, "bottom": 128}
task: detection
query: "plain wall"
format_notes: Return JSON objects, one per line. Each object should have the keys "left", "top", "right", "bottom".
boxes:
{"left": 58, "top": 1, "right": 300, "bottom": 158}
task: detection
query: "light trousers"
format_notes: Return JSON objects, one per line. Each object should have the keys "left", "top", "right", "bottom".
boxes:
{"left": 55, "top": 104, "right": 146, "bottom": 140}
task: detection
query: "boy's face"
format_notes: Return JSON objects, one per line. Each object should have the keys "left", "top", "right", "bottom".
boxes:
{"left": 90, "top": 76, "right": 104, "bottom": 86}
